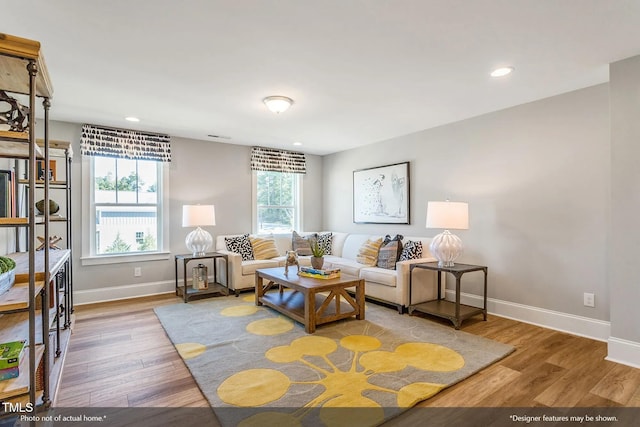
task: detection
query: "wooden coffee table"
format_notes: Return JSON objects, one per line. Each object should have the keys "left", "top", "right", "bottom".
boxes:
{"left": 255, "top": 267, "right": 365, "bottom": 333}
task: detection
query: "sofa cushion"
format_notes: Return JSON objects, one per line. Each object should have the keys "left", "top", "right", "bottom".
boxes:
{"left": 377, "top": 234, "right": 403, "bottom": 270}
{"left": 360, "top": 267, "right": 397, "bottom": 288}
{"left": 292, "top": 231, "right": 315, "bottom": 256}
{"left": 399, "top": 240, "right": 423, "bottom": 261}
{"left": 326, "top": 258, "right": 367, "bottom": 277}
{"left": 225, "top": 234, "right": 254, "bottom": 261}
{"left": 316, "top": 232, "right": 333, "bottom": 255}
{"left": 274, "top": 255, "right": 312, "bottom": 267}
{"left": 250, "top": 236, "right": 280, "bottom": 260}
{"left": 241, "top": 259, "right": 280, "bottom": 276}
{"left": 356, "top": 237, "right": 383, "bottom": 266}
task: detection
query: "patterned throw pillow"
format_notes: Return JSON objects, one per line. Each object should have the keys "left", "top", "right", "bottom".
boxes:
{"left": 316, "top": 232, "right": 333, "bottom": 255}
{"left": 250, "top": 236, "right": 280, "bottom": 260}
{"left": 356, "top": 237, "right": 383, "bottom": 266}
{"left": 377, "top": 234, "right": 404, "bottom": 270}
{"left": 292, "top": 231, "right": 315, "bottom": 256}
{"left": 398, "top": 240, "right": 423, "bottom": 261}
{"left": 225, "top": 234, "right": 254, "bottom": 261}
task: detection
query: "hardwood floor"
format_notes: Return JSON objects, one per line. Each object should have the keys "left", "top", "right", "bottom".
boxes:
{"left": 56, "top": 293, "right": 640, "bottom": 412}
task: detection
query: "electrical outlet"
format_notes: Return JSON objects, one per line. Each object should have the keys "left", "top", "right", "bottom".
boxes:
{"left": 583, "top": 292, "right": 595, "bottom": 307}
{"left": 134, "top": 267, "right": 142, "bottom": 277}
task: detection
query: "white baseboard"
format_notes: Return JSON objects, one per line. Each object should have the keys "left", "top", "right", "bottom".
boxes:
{"left": 445, "top": 289, "right": 611, "bottom": 342}
{"left": 606, "top": 337, "right": 640, "bottom": 369}
{"left": 74, "top": 280, "right": 175, "bottom": 305}
{"left": 74, "top": 282, "right": 640, "bottom": 368}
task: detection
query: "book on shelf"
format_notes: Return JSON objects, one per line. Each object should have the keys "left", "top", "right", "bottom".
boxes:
{"left": 0, "top": 366, "right": 19, "bottom": 381}
{"left": 0, "top": 169, "right": 16, "bottom": 218}
{"left": 0, "top": 340, "right": 26, "bottom": 370}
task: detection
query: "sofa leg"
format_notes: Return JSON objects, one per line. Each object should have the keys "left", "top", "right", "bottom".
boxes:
{"left": 397, "top": 305, "right": 404, "bottom": 314}
{"left": 235, "top": 290, "right": 240, "bottom": 297}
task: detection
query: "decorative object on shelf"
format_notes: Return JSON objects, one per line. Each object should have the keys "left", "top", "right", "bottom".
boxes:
{"left": 0, "top": 256, "right": 16, "bottom": 296}
{"left": 192, "top": 264, "right": 208, "bottom": 290}
{"left": 353, "top": 162, "right": 410, "bottom": 224}
{"left": 35, "top": 198, "right": 60, "bottom": 215}
{"left": 36, "top": 235, "right": 63, "bottom": 251}
{"left": 0, "top": 90, "right": 29, "bottom": 132}
{"left": 263, "top": 95, "right": 293, "bottom": 114}
{"left": 36, "top": 159, "right": 56, "bottom": 181}
{"left": 310, "top": 236, "right": 325, "bottom": 270}
{"left": 284, "top": 251, "right": 300, "bottom": 276}
{"left": 426, "top": 200, "right": 469, "bottom": 267}
{"left": 182, "top": 205, "right": 216, "bottom": 256}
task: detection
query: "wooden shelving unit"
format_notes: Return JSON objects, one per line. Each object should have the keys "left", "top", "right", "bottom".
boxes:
{"left": 0, "top": 32, "right": 71, "bottom": 410}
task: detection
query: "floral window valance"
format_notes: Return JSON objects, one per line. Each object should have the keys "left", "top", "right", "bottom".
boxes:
{"left": 80, "top": 124, "right": 171, "bottom": 162}
{"left": 250, "top": 146, "right": 306, "bottom": 174}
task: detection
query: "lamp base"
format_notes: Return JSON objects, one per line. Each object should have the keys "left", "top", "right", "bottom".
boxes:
{"left": 429, "top": 230, "right": 463, "bottom": 268}
{"left": 185, "top": 227, "right": 213, "bottom": 257}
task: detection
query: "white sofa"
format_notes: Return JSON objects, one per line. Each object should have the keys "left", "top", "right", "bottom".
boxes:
{"left": 215, "top": 232, "right": 442, "bottom": 313}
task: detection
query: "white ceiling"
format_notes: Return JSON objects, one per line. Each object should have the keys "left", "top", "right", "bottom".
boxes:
{"left": 3, "top": 1, "right": 640, "bottom": 155}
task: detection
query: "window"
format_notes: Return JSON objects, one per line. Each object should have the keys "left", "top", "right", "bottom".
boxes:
{"left": 80, "top": 124, "right": 171, "bottom": 265}
{"left": 91, "top": 157, "right": 162, "bottom": 255}
{"left": 254, "top": 171, "right": 301, "bottom": 234}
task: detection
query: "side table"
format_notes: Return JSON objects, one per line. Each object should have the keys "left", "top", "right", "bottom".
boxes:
{"left": 174, "top": 252, "right": 229, "bottom": 303}
{"left": 408, "top": 262, "right": 487, "bottom": 329}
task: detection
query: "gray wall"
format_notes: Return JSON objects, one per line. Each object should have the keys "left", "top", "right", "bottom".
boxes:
{"left": 610, "top": 55, "right": 640, "bottom": 344}
{"left": 36, "top": 121, "right": 323, "bottom": 293}
{"left": 323, "top": 84, "right": 610, "bottom": 320}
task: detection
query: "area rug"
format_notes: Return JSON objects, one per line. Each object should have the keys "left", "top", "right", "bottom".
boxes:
{"left": 154, "top": 293, "right": 514, "bottom": 427}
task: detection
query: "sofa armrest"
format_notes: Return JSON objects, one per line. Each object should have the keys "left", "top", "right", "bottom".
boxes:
{"left": 396, "top": 257, "right": 444, "bottom": 306}
{"left": 215, "top": 250, "right": 243, "bottom": 290}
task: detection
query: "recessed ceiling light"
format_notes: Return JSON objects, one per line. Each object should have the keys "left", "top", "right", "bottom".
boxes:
{"left": 293, "top": 142, "right": 302, "bottom": 146}
{"left": 490, "top": 67, "right": 514, "bottom": 77}
{"left": 125, "top": 116, "right": 140, "bottom": 122}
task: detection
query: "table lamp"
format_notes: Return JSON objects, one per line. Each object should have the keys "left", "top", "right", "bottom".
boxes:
{"left": 426, "top": 200, "right": 469, "bottom": 267}
{"left": 182, "top": 205, "right": 216, "bottom": 256}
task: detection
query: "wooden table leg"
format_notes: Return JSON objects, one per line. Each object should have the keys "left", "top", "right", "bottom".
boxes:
{"left": 305, "top": 290, "right": 316, "bottom": 333}
{"left": 356, "top": 279, "right": 365, "bottom": 320}
{"left": 255, "top": 273, "right": 263, "bottom": 306}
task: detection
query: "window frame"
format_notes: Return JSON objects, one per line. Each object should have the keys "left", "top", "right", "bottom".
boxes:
{"left": 81, "top": 155, "right": 170, "bottom": 265}
{"left": 252, "top": 170, "right": 303, "bottom": 234}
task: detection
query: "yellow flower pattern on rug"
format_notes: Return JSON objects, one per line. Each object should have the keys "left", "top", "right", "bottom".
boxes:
{"left": 157, "top": 294, "right": 514, "bottom": 427}
{"left": 218, "top": 334, "right": 464, "bottom": 426}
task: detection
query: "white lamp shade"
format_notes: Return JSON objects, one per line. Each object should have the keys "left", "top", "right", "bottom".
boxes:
{"left": 426, "top": 201, "right": 469, "bottom": 230}
{"left": 263, "top": 96, "right": 293, "bottom": 114}
{"left": 182, "top": 205, "right": 216, "bottom": 227}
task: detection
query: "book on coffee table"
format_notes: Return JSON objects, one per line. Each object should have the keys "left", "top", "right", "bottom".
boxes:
{"left": 299, "top": 267, "right": 341, "bottom": 279}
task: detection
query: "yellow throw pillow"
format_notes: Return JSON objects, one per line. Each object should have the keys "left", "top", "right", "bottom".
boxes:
{"left": 250, "top": 236, "right": 280, "bottom": 260}
{"left": 356, "top": 237, "right": 383, "bottom": 266}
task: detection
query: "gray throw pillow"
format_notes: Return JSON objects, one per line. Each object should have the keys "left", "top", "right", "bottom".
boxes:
{"left": 377, "top": 234, "right": 404, "bottom": 269}
{"left": 292, "top": 231, "right": 315, "bottom": 256}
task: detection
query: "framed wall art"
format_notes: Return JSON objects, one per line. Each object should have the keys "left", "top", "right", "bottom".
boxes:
{"left": 353, "top": 161, "right": 410, "bottom": 224}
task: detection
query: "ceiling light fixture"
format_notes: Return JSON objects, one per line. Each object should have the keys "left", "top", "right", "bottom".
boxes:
{"left": 293, "top": 142, "right": 302, "bottom": 146}
{"left": 125, "top": 116, "right": 140, "bottom": 122}
{"left": 490, "top": 67, "right": 514, "bottom": 77}
{"left": 263, "top": 96, "right": 293, "bottom": 114}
